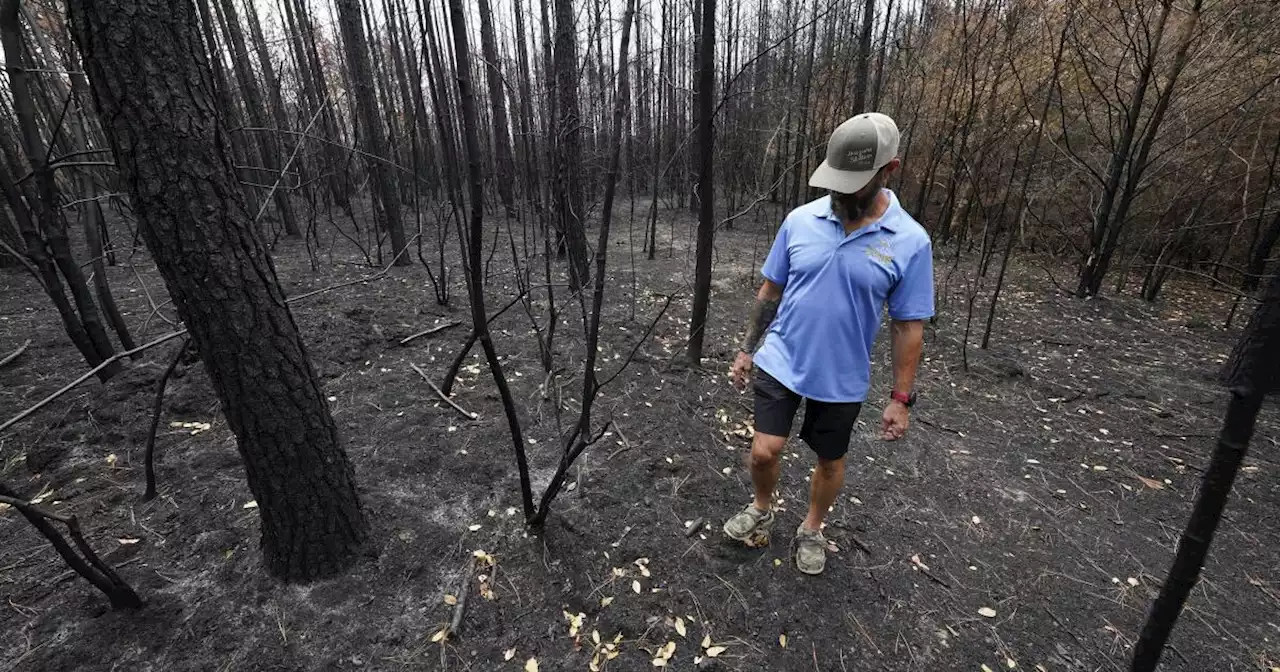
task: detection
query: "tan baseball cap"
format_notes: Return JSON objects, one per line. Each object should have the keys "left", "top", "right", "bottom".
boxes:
{"left": 808, "top": 112, "right": 900, "bottom": 194}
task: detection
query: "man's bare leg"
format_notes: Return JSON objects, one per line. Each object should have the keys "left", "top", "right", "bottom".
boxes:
{"left": 749, "top": 432, "right": 787, "bottom": 511}
{"left": 802, "top": 456, "right": 846, "bottom": 530}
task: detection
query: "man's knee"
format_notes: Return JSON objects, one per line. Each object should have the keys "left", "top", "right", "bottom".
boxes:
{"left": 749, "top": 434, "right": 786, "bottom": 468}
{"left": 815, "top": 456, "right": 845, "bottom": 479}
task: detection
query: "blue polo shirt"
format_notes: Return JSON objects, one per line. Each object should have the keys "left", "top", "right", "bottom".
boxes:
{"left": 753, "top": 191, "right": 933, "bottom": 402}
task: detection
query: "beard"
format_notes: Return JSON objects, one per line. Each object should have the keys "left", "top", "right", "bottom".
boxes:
{"left": 830, "top": 187, "right": 880, "bottom": 221}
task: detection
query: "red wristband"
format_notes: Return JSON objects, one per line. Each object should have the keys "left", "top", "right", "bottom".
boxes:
{"left": 890, "top": 391, "right": 915, "bottom": 407}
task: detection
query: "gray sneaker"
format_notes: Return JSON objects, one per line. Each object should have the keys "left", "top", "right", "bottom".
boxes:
{"left": 795, "top": 526, "right": 827, "bottom": 575}
{"left": 723, "top": 505, "right": 775, "bottom": 547}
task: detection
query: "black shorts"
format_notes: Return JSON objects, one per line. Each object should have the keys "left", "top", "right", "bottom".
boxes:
{"left": 753, "top": 369, "right": 862, "bottom": 461}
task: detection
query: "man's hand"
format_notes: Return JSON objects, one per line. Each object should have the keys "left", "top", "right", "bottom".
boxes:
{"left": 730, "top": 351, "right": 754, "bottom": 391}
{"left": 881, "top": 401, "right": 909, "bottom": 440}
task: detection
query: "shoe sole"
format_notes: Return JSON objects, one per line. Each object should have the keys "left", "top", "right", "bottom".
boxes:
{"left": 723, "top": 520, "right": 775, "bottom": 547}
{"left": 796, "top": 561, "right": 824, "bottom": 575}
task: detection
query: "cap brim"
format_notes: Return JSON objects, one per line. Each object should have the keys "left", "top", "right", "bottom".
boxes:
{"left": 808, "top": 160, "right": 877, "bottom": 194}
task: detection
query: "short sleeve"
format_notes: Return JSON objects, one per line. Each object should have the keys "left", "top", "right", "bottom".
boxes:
{"left": 888, "top": 242, "right": 935, "bottom": 321}
{"left": 760, "top": 219, "right": 791, "bottom": 285}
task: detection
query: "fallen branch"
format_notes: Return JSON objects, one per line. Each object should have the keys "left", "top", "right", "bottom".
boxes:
{"left": 0, "top": 339, "right": 31, "bottom": 368}
{"left": 0, "top": 329, "right": 187, "bottom": 436}
{"left": 0, "top": 493, "right": 68, "bottom": 522}
{"left": 399, "top": 321, "right": 460, "bottom": 346}
{"left": 143, "top": 339, "right": 188, "bottom": 501}
{"left": 606, "top": 423, "right": 633, "bottom": 460}
{"left": 411, "top": 363, "right": 477, "bottom": 419}
{"left": 447, "top": 557, "right": 476, "bottom": 638}
{"left": 0, "top": 484, "right": 142, "bottom": 609}
{"left": 915, "top": 416, "right": 963, "bottom": 436}
{"left": 846, "top": 613, "right": 884, "bottom": 657}
{"left": 847, "top": 535, "right": 873, "bottom": 557}
{"left": 613, "top": 423, "right": 633, "bottom": 450}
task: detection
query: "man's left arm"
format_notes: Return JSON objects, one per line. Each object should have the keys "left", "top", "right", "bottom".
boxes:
{"left": 882, "top": 320, "right": 923, "bottom": 440}
{"left": 882, "top": 242, "right": 934, "bottom": 441}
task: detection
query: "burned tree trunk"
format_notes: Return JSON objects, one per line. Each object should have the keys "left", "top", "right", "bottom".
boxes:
{"left": 687, "top": 0, "right": 715, "bottom": 365}
{"left": 217, "top": 0, "right": 298, "bottom": 236}
{"left": 445, "top": 0, "right": 535, "bottom": 519}
{"left": 284, "top": 0, "right": 352, "bottom": 207}
{"left": 531, "top": 0, "right": 638, "bottom": 525}
{"left": 0, "top": 0, "right": 120, "bottom": 380}
{"left": 852, "top": 0, "right": 875, "bottom": 112}
{"left": 552, "top": 0, "right": 591, "bottom": 288}
{"left": 1077, "top": 0, "right": 1200, "bottom": 298}
{"left": 196, "top": 0, "right": 254, "bottom": 174}
{"left": 1131, "top": 268, "right": 1279, "bottom": 671}
{"left": 335, "top": 0, "right": 409, "bottom": 265}
{"left": 68, "top": 0, "right": 369, "bottom": 581}
{"left": 477, "top": 0, "right": 517, "bottom": 217}
{"left": 243, "top": 0, "right": 303, "bottom": 231}
{"left": 0, "top": 483, "right": 143, "bottom": 610}
{"left": 870, "top": 0, "right": 894, "bottom": 109}
{"left": 512, "top": 0, "right": 544, "bottom": 219}
{"left": 0, "top": 199, "right": 19, "bottom": 266}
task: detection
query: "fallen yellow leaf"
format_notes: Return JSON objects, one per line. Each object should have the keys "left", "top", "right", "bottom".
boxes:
{"left": 701, "top": 635, "right": 711, "bottom": 649}
{"left": 430, "top": 628, "right": 447, "bottom": 643}
{"left": 525, "top": 658, "right": 539, "bottom": 672}
{"left": 503, "top": 648, "right": 516, "bottom": 661}
{"left": 601, "top": 596, "right": 614, "bottom": 607}
{"left": 706, "top": 645, "right": 727, "bottom": 657}
{"left": 978, "top": 607, "right": 997, "bottom": 618}
{"left": 779, "top": 634, "right": 787, "bottom": 648}
{"left": 675, "top": 617, "right": 686, "bottom": 637}
{"left": 443, "top": 594, "right": 457, "bottom": 606}
{"left": 632, "top": 580, "right": 641, "bottom": 594}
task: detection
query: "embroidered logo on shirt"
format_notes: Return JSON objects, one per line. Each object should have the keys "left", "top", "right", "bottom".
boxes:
{"left": 865, "top": 238, "right": 894, "bottom": 265}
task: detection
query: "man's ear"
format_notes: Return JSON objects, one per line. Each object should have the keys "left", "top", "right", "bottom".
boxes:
{"left": 883, "top": 158, "right": 902, "bottom": 174}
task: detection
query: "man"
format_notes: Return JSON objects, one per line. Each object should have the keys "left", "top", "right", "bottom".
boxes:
{"left": 723, "top": 112, "right": 933, "bottom": 575}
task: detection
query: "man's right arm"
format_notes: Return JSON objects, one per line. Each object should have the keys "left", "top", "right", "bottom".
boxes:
{"left": 740, "top": 279, "right": 784, "bottom": 354}
{"left": 731, "top": 279, "right": 783, "bottom": 390}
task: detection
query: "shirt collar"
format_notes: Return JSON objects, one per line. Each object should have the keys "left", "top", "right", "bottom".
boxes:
{"left": 820, "top": 192, "right": 899, "bottom": 234}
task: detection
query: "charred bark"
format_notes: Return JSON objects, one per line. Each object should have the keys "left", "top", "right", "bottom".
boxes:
{"left": 69, "top": 0, "right": 370, "bottom": 581}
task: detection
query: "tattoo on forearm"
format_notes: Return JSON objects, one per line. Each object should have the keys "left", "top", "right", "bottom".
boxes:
{"left": 740, "top": 297, "right": 780, "bottom": 352}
